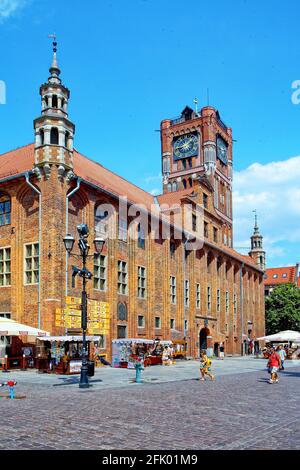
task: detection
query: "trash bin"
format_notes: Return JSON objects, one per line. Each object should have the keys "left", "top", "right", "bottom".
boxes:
{"left": 87, "top": 360, "right": 95, "bottom": 377}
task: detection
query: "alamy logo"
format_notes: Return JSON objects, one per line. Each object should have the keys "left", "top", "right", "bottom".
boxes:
{"left": 291, "top": 80, "right": 300, "bottom": 104}
{"left": 0, "top": 81, "right": 6, "bottom": 105}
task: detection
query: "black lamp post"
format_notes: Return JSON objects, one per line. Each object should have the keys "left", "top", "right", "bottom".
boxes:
{"left": 63, "top": 224, "right": 105, "bottom": 389}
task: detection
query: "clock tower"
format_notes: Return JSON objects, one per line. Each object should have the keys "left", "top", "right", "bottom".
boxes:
{"left": 160, "top": 104, "right": 233, "bottom": 246}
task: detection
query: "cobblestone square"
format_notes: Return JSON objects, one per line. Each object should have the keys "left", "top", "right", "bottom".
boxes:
{"left": 1, "top": 358, "right": 299, "bottom": 450}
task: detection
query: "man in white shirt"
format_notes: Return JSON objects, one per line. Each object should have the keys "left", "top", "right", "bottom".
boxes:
{"left": 277, "top": 345, "right": 286, "bottom": 370}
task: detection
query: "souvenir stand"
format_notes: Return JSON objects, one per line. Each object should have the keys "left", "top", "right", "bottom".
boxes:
{"left": 112, "top": 339, "right": 156, "bottom": 368}
{"left": 36, "top": 335, "right": 100, "bottom": 374}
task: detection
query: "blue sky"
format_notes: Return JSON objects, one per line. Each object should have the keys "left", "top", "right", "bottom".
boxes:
{"left": 0, "top": 0, "right": 300, "bottom": 268}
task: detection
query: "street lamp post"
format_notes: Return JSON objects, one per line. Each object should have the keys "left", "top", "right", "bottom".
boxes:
{"left": 63, "top": 224, "right": 105, "bottom": 389}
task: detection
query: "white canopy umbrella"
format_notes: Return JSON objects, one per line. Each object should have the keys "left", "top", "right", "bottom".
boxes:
{"left": 0, "top": 317, "right": 49, "bottom": 337}
{"left": 257, "top": 330, "right": 300, "bottom": 342}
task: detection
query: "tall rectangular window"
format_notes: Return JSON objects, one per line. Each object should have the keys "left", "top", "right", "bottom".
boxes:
{"left": 0, "top": 196, "right": 11, "bottom": 226}
{"left": 204, "top": 222, "right": 208, "bottom": 238}
{"left": 225, "top": 291, "right": 229, "bottom": 314}
{"left": 234, "top": 292, "right": 237, "bottom": 318}
{"left": 214, "top": 178, "right": 219, "bottom": 209}
{"left": 170, "top": 318, "right": 175, "bottom": 329}
{"left": 184, "top": 280, "right": 189, "bottom": 307}
{"left": 94, "top": 254, "right": 107, "bottom": 291}
{"left": 207, "top": 286, "right": 211, "bottom": 310}
{"left": 217, "top": 289, "right": 220, "bottom": 312}
{"left": 155, "top": 317, "right": 161, "bottom": 329}
{"left": 192, "top": 214, "right": 197, "bottom": 232}
{"left": 170, "top": 276, "right": 176, "bottom": 304}
{"left": 138, "top": 315, "right": 145, "bottom": 328}
{"left": 137, "top": 223, "right": 145, "bottom": 249}
{"left": 24, "top": 243, "right": 39, "bottom": 285}
{"left": 118, "top": 215, "right": 127, "bottom": 241}
{"left": 118, "top": 260, "right": 128, "bottom": 295}
{"left": 137, "top": 266, "right": 146, "bottom": 299}
{"left": 203, "top": 193, "right": 208, "bottom": 209}
{"left": 196, "top": 283, "right": 200, "bottom": 309}
{"left": 213, "top": 227, "right": 218, "bottom": 243}
{"left": 0, "top": 248, "right": 11, "bottom": 286}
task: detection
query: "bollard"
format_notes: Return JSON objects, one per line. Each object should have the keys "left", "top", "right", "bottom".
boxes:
{"left": 21, "top": 354, "right": 27, "bottom": 371}
{"left": 135, "top": 361, "right": 144, "bottom": 383}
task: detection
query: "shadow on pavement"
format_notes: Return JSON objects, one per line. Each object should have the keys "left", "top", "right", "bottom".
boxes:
{"left": 53, "top": 377, "right": 103, "bottom": 387}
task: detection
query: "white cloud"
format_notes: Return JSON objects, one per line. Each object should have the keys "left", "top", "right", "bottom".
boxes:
{"left": 233, "top": 155, "right": 300, "bottom": 265}
{"left": 0, "top": 0, "right": 30, "bottom": 21}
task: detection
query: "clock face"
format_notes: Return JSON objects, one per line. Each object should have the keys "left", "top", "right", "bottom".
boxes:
{"left": 173, "top": 133, "right": 198, "bottom": 160}
{"left": 216, "top": 135, "right": 228, "bottom": 165}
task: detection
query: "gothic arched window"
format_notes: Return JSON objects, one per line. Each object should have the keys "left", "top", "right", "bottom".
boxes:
{"left": 188, "top": 177, "right": 193, "bottom": 188}
{"left": 95, "top": 205, "right": 109, "bottom": 235}
{"left": 167, "top": 183, "right": 172, "bottom": 192}
{"left": 40, "top": 129, "right": 44, "bottom": 146}
{"left": 117, "top": 302, "right": 127, "bottom": 321}
{"left": 50, "top": 127, "right": 59, "bottom": 145}
{"left": 52, "top": 95, "right": 58, "bottom": 108}
{"left": 0, "top": 194, "right": 11, "bottom": 226}
{"left": 183, "top": 179, "right": 187, "bottom": 189}
{"left": 65, "top": 131, "right": 70, "bottom": 148}
{"left": 172, "top": 181, "right": 178, "bottom": 192}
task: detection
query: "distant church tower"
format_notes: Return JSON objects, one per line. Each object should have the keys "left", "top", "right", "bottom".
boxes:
{"left": 33, "top": 36, "right": 75, "bottom": 181}
{"left": 249, "top": 211, "right": 266, "bottom": 271}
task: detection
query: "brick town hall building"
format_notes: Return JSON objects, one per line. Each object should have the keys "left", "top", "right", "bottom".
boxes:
{"left": 0, "top": 45, "right": 265, "bottom": 359}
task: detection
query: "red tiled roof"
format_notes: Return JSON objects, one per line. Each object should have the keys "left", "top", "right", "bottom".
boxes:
{"left": 0, "top": 143, "right": 261, "bottom": 272}
{"left": 157, "top": 189, "right": 196, "bottom": 206}
{"left": 0, "top": 143, "right": 34, "bottom": 179}
{"left": 264, "top": 266, "right": 297, "bottom": 286}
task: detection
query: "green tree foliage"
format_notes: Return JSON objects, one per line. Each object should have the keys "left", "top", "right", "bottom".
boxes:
{"left": 265, "top": 283, "right": 300, "bottom": 334}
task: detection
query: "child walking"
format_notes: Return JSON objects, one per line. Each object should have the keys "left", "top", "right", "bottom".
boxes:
{"left": 199, "top": 350, "right": 215, "bottom": 381}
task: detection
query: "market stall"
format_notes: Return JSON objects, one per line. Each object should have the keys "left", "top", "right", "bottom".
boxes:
{"left": 257, "top": 330, "right": 300, "bottom": 359}
{"left": 0, "top": 318, "right": 49, "bottom": 370}
{"left": 36, "top": 335, "right": 100, "bottom": 374}
{"left": 112, "top": 339, "right": 158, "bottom": 368}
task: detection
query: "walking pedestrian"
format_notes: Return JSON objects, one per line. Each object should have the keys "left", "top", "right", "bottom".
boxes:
{"left": 199, "top": 350, "right": 215, "bottom": 381}
{"left": 277, "top": 345, "right": 286, "bottom": 371}
{"left": 219, "top": 342, "right": 225, "bottom": 360}
{"left": 267, "top": 347, "right": 282, "bottom": 384}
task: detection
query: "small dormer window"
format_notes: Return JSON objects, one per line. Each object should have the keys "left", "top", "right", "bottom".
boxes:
{"left": 273, "top": 274, "right": 278, "bottom": 279}
{"left": 282, "top": 273, "right": 287, "bottom": 278}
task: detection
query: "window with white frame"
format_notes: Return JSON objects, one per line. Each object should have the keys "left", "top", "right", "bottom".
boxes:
{"left": 225, "top": 291, "right": 229, "bottom": 314}
{"left": 170, "top": 276, "right": 176, "bottom": 304}
{"left": 118, "top": 260, "right": 128, "bottom": 295}
{"left": 0, "top": 248, "right": 11, "bottom": 286}
{"left": 234, "top": 292, "right": 237, "bottom": 318}
{"left": 217, "top": 289, "right": 220, "bottom": 312}
{"left": 94, "top": 254, "right": 107, "bottom": 291}
{"left": 95, "top": 206, "right": 109, "bottom": 236}
{"left": 196, "top": 283, "right": 200, "bottom": 309}
{"left": 24, "top": 243, "right": 39, "bottom": 285}
{"left": 207, "top": 286, "right": 211, "bottom": 310}
{"left": 184, "top": 280, "right": 190, "bottom": 307}
{"left": 137, "top": 266, "right": 146, "bottom": 299}
{"left": 118, "top": 215, "right": 127, "bottom": 241}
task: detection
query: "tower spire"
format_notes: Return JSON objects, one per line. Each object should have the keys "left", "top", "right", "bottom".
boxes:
{"left": 253, "top": 209, "right": 259, "bottom": 234}
{"left": 249, "top": 210, "right": 265, "bottom": 271}
{"left": 48, "top": 34, "right": 61, "bottom": 83}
